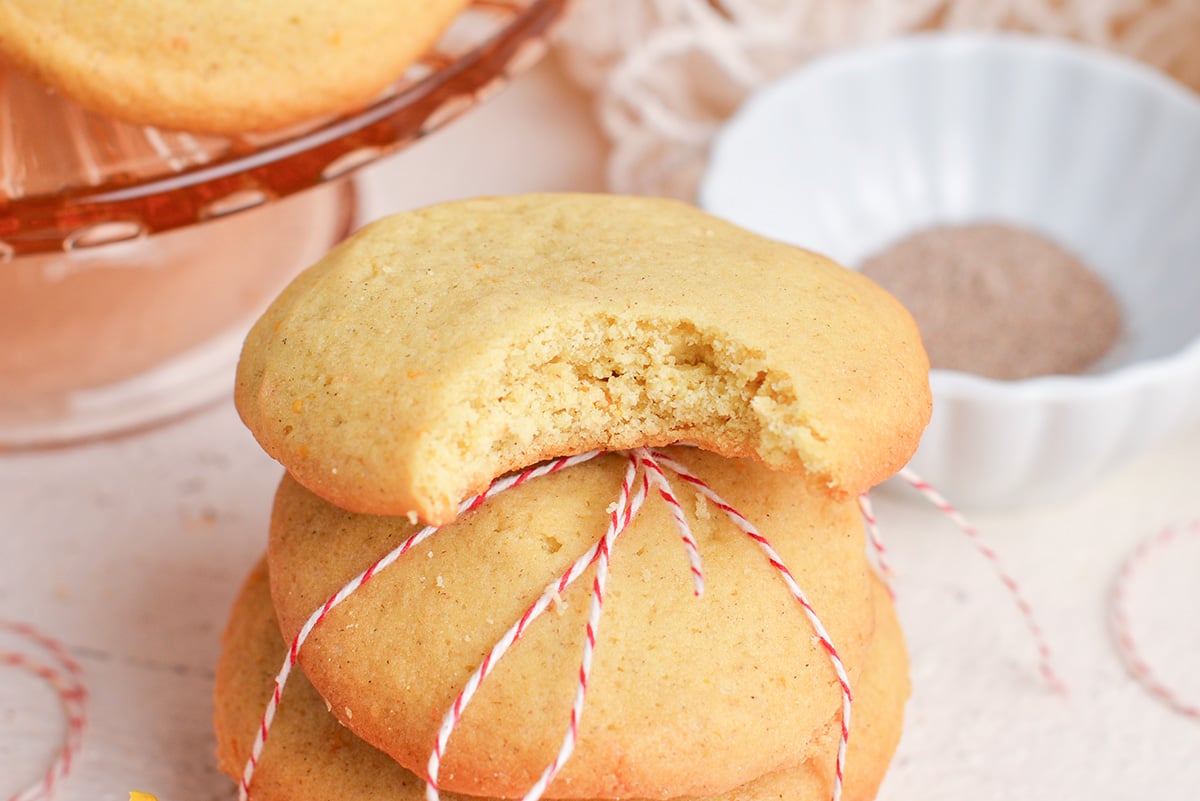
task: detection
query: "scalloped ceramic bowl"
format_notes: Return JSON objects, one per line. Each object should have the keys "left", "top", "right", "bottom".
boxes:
{"left": 700, "top": 33, "right": 1200, "bottom": 509}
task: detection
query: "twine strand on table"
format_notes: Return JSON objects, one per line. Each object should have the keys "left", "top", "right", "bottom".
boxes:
{"left": 896, "top": 468, "right": 1065, "bottom": 693}
{"left": 1, "top": 621, "right": 88, "bottom": 801}
{"left": 1110, "top": 518, "right": 1200, "bottom": 720}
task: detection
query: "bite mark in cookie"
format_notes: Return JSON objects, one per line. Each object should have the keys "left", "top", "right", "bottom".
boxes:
{"left": 235, "top": 194, "right": 931, "bottom": 524}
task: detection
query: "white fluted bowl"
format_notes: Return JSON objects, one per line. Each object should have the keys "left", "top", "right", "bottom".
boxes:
{"left": 700, "top": 33, "right": 1200, "bottom": 509}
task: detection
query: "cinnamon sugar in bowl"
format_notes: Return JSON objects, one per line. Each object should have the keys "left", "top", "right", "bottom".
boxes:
{"left": 858, "top": 222, "right": 1124, "bottom": 381}
{"left": 701, "top": 33, "right": 1200, "bottom": 508}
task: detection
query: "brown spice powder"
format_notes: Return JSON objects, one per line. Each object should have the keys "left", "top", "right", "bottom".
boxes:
{"left": 859, "top": 223, "right": 1123, "bottom": 380}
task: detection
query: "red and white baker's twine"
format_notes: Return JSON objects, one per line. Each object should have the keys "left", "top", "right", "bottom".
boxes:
{"left": 239, "top": 450, "right": 600, "bottom": 800}
{"left": 426, "top": 456, "right": 649, "bottom": 801}
{"left": 649, "top": 451, "right": 854, "bottom": 801}
{"left": 642, "top": 453, "right": 705, "bottom": 597}
{"left": 856, "top": 493, "right": 894, "bottom": 599}
{"left": 241, "top": 448, "right": 856, "bottom": 801}
{"left": 1110, "top": 518, "right": 1200, "bottom": 720}
{"left": 241, "top": 449, "right": 1070, "bottom": 801}
{"left": 1, "top": 621, "right": 88, "bottom": 801}
{"left": 894, "top": 468, "right": 1066, "bottom": 694}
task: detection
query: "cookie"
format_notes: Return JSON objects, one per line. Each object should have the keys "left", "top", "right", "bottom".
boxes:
{"left": 235, "top": 194, "right": 931, "bottom": 523}
{"left": 0, "top": 0, "right": 470, "bottom": 133}
{"left": 267, "top": 447, "right": 878, "bottom": 799}
{"left": 214, "top": 559, "right": 908, "bottom": 801}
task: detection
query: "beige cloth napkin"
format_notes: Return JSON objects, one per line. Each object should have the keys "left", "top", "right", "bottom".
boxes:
{"left": 554, "top": 0, "right": 1200, "bottom": 198}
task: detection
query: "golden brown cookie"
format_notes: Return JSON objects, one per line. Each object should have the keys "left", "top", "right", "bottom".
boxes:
{"left": 214, "top": 559, "right": 908, "bottom": 801}
{"left": 235, "top": 194, "right": 931, "bottom": 523}
{"left": 0, "top": 0, "right": 469, "bottom": 133}
{"left": 267, "top": 448, "right": 878, "bottom": 799}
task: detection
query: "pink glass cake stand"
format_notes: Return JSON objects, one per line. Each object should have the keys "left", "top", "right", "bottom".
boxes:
{"left": 0, "top": 0, "right": 566, "bottom": 447}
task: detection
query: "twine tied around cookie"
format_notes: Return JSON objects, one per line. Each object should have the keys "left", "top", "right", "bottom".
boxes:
{"left": 241, "top": 448, "right": 856, "bottom": 801}
{"left": 1, "top": 621, "right": 88, "bottom": 801}
{"left": 239, "top": 451, "right": 598, "bottom": 800}
{"left": 1110, "top": 518, "right": 1200, "bottom": 720}
{"left": 426, "top": 453, "right": 651, "bottom": 801}
{"left": 241, "top": 449, "right": 1066, "bottom": 801}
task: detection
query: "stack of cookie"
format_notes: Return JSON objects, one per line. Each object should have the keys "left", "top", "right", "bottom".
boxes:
{"left": 214, "top": 195, "right": 931, "bottom": 801}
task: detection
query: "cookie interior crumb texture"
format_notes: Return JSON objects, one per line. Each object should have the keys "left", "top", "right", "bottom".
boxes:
{"left": 860, "top": 223, "right": 1123, "bottom": 380}
{"left": 235, "top": 194, "right": 931, "bottom": 523}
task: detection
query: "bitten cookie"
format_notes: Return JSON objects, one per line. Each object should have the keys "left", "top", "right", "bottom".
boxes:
{"left": 214, "top": 559, "right": 908, "bottom": 801}
{"left": 236, "top": 194, "right": 931, "bottom": 523}
{"left": 267, "top": 448, "right": 877, "bottom": 799}
{"left": 0, "top": 0, "right": 469, "bottom": 133}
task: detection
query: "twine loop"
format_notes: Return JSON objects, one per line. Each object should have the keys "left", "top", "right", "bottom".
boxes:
{"left": 1, "top": 621, "right": 87, "bottom": 801}
{"left": 1110, "top": 518, "right": 1200, "bottom": 720}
